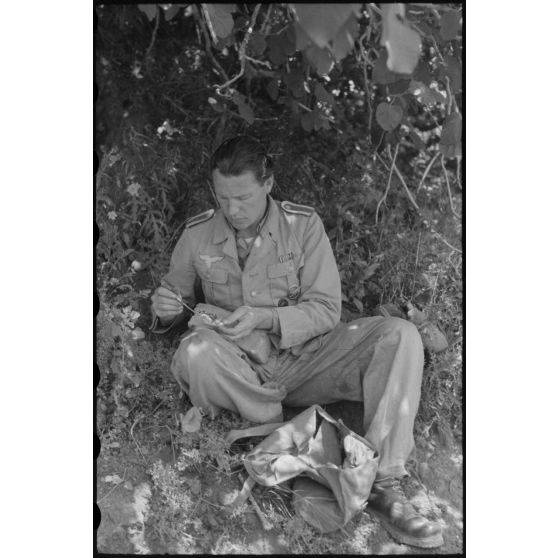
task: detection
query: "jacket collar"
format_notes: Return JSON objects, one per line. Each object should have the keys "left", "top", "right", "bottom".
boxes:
{"left": 211, "top": 195, "right": 277, "bottom": 245}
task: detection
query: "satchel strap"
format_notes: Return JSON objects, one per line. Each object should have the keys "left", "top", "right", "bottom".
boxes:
{"left": 225, "top": 421, "right": 285, "bottom": 446}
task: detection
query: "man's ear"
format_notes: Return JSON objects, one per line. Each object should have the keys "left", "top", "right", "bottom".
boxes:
{"left": 264, "top": 175, "right": 274, "bottom": 194}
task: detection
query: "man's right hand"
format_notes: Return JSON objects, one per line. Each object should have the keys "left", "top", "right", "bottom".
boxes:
{"left": 151, "top": 286, "right": 183, "bottom": 322}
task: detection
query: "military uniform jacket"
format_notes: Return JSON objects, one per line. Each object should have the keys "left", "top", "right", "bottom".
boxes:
{"left": 162, "top": 197, "right": 342, "bottom": 351}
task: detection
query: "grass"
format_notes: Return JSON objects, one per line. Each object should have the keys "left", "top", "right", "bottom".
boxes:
{"left": 96, "top": 89, "right": 462, "bottom": 553}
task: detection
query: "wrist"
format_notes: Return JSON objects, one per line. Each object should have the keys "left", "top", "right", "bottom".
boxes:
{"left": 257, "top": 308, "right": 274, "bottom": 330}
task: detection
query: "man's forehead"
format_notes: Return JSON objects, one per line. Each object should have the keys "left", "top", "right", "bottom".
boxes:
{"left": 213, "top": 169, "right": 260, "bottom": 191}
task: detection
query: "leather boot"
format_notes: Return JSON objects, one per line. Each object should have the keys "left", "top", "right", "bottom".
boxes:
{"left": 367, "top": 477, "right": 443, "bottom": 548}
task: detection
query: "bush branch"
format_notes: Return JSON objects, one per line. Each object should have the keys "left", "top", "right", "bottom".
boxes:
{"left": 194, "top": 5, "right": 229, "bottom": 82}
{"left": 377, "top": 146, "right": 420, "bottom": 212}
{"left": 375, "top": 143, "right": 399, "bottom": 225}
{"left": 441, "top": 155, "right": 460, "bottom": 218}
{"left": 417, "top": 151, "right": 440, "bottom": 193}
{"left": 144, "top": 7, "right": 160, "bottom": 64}
{"left": 216, "top": 4, "right": 262, "bottom": 93}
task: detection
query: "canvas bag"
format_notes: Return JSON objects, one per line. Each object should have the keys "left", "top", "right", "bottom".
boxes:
{"left": 225, "top": 404, "right": 379, "bottom": 533}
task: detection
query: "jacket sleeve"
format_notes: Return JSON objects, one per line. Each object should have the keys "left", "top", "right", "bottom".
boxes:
{"left": 275, "top": 212, "right": 342, "bottom": 349}
{"left": 150, "top": 229, "right": 198, "bottom": 334}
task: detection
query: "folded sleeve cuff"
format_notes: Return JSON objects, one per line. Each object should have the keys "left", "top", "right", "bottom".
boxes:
{"left": 149, "top": 312, "right": 184, "bottom": 334}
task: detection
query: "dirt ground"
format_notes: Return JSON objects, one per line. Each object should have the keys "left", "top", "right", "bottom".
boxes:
{"left": 96, "top": 399, "right": 462, "bottom": 555}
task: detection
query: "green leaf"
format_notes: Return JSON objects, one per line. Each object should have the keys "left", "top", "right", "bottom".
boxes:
{"left": 291, "top": 4, "right": 360, "bottom": 48}
{"left": 266, "top": 80, "right": 279, "bottom": 100}
{"left": 164, "top": 5, "right": 184, "bottom": 21}
{"left": 381, "top": 4, "right": 421, "bottom": 74}
{"left": 372, "top": 52, "right": 402, "bottom": 84}
{"left": 442, "top": 55, "right": 462, "bottom": 92}
{"left": 413, "top": 60, "right": 432, "bottom": 85}
{"left": 314, "top": 82, "right": 334, "bottom": 105}
{"left": 138, "top": 4, "right": 157, "bottom": 21}
{"left": 331, "top": 13, "right": 359, "bottom": 62}
{"left": 387, "top": 78, "right": 411, "bottom": 95}
{"left": 353, "top": 297, "right": 364, "bottom": 313}
{"left": 205, "top": 4, "right": 235, "bottom": 39}
{"left": 301, "top": 111, "right": 314, "bottom": 132}
{"left": 439, "top": 113, "right": 462, "bottom": 158}
{"left": 409, "top": 130, "right": 426, "bottom": 151}
{"left": 249, "top": 32, "right": 267, "bottom": 56}
{"left": 284, "top": 70, "right": 305, "bottom": 98}
{"left": 232, "top": 93, "right": 254, "bottom": 124}
{"left": 364, "top": 262, "right": 380, "bottom": 279}
{"left": 409, "top": 80, "right": 437, "bottom": 106}
{"left": 440, "top": 10, "right": 461, "bottom": 41}
{"left": 376, "top": 102, "right": 403, "bottom": 131}
{"left": 304, "top": 44, "right": 334, "bottom": 75}
{"left": 294, "top": 21, "right": 313, "bottom": 50}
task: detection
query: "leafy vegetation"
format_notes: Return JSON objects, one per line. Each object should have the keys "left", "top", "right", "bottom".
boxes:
{"left": 95, "top": 3, "right": 462, "bottom": 554}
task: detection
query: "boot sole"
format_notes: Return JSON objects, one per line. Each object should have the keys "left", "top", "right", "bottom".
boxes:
{"left": 369, "top": 509, "right": 444, "bottom": 549}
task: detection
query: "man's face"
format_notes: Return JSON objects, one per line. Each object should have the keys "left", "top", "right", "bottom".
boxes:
{"left": 212, "top": 169, "right": 272, "bottom": 233}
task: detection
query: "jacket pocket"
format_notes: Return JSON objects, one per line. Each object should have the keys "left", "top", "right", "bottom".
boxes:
{"left": 267, "top": 262, "right": 301, "bottom": 305}
{"left": 203, "top": 267, "right": 230, "bottom": 306}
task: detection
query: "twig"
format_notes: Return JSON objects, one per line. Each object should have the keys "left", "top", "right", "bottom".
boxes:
{"left": 200, "top": 3, "right": 217, "bottom": 43}
{"left": 130, "top": 415, "right": 148, "bottom": 465}
{"left": 216, "top": 4, "right": 262, "bottom": 93}
{"left": 377, "top": 148, "right": 420, "bottom": 213}
{"left": 249, "top": 493, "right": 273, "bottom": 531}
{"left": 375, "top": 143, "right": 399, "bottom": 225}
{"left": 441, "top": 155, "right": 460, "bottom": 218}
{"left": 261, "top": 4, "right": 273, "bottom": 34}
{"left": 417, "top": 152, "right": 440, "bottom": 193}
{"left": 244, "top": 55, "right": 272, "bottom": 69}
{"left": 368, "top": 3, "right": 384, "bottom": 17}
{"left": 194, "top": 5, "right": 229, "bottom": 82}
{"left": 430, "top": 227, "right": 462, "bottom": 253}
{"left": 144, "top": 7, "right": 160, "bottom": 64}
{"left": 162, "top": 94, "right": 190, "bottom": 117}
{"left": 98, "top": 468, "right": 129, "bottom": 504}
{"left": 456, "top": 155, "right": 462, "bottom": 190}
{"left": 412, "top": 231, "right": 422, "bottom": 297}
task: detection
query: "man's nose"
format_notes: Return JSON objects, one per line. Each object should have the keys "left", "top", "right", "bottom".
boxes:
{"left": 229, "top": 201, "right": 239, "bottom": 216}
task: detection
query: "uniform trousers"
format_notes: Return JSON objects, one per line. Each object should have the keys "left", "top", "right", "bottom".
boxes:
{"left": 170, "top": 316, "right": 424, "bottom": 479}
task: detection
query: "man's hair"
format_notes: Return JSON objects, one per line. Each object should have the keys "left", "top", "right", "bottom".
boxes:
{"left": 210, "top": 135, "right": 273, "bottom": 184}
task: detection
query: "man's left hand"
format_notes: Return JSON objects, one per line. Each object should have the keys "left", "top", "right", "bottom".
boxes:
{"left": 215, "top": 306, "right": 272, "bottom": 339}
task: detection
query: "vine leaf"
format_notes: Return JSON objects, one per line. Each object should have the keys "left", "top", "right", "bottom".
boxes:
{"left": 266, "top": 80, "right": 279, "bottom": 100}
{"left": 291, "top": 4, "right": 359, "bottom": 48}
{"left": 442, "top": 55, "right": 462, "bottom": 92}
{"left": 138, "top": 4, "right": 157, "bottom": 21}
{"left": 331, "top": 14, "right": 359, "bottom": 62}
{"left": 409, "top": 80, "right": 438, "bottom": 107}
{"left": 305, "top": 44, "right": 334, "bottom": 75}
{"left": 232, "top": 92, "right": 254, "bottom": 124}
{"left": 376, "top": 102, "right": 403, "bottom": 131}
{"left": 164, "top": 5, "right": 184, "bottom": 21}
{"left": 380, "top": 4, "right": 421, "bottom": 74}
{"left": 440, "top": 113, "right": 462, "bottom": 158}
{"left": 180, "top": 407, "right": 203, "bottom": 433}
{"left": 372, "top": 51, "right": 403, "bottom": 85}
{"left": 205, "top": 4, "right": 236, "bottom": 39}
{"left": 440, "top": 10, "right": 461, "bottom": 41}
{"left": 409, "top": 130, "right": 426, "bottom": 151}
{"left": 314, "top": 82, "right": 334, "bottom": 105}
{"left": 284, "top": 70, "right": 305, "bottom": 98}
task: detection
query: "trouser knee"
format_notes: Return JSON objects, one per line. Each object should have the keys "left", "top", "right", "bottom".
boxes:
{"left": 170, "top": 328, "right": 219, "bottom": 387}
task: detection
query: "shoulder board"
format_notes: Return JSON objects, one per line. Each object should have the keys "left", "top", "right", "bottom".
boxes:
{"left": 280, "top": 200, "right": 314, "bottom": 217}
{"left": 186, "top": 209, "right": 215, "bottom": 228}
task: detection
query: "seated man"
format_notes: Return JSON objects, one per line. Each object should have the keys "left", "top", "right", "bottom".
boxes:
{"left": 150, "top": 135, "right": 443, "bottom": 548}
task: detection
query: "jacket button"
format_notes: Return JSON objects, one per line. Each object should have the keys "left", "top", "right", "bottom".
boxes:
{"left": 250, "top": 290, "right": 258, "bottom": 297}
